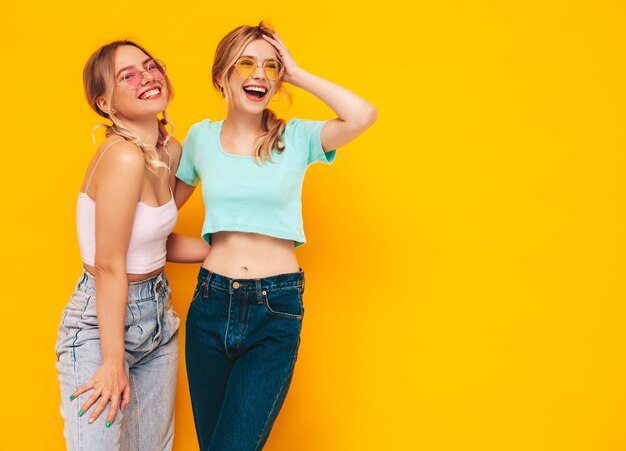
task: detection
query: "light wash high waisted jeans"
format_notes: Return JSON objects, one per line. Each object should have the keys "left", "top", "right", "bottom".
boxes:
{"left": 55, "top": 270, "right": 180, "bottom": 451}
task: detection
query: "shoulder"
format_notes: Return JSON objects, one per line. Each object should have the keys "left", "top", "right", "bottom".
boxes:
{"left": 285, "top": 118, "right": 324, "bottom": 131}
{"left": 97, "top": 139, "right": 144, "bottom": 175}
{"left": 284, "top": 118, "right": 326, "bottom": 139}
{"left": 187, "top": 119, "right": 219, "bottom": 137}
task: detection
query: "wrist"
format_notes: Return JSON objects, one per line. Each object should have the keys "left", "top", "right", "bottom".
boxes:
{"left": 101, "top": 360, "right": 126, "bottom": 372}
{"left": 101, "top": 351, "right": 126, "bottom": 367}
{"left": 287, "top": 67, "right": 309, "bottom": 87}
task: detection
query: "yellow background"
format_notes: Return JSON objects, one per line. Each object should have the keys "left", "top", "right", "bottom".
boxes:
{"left": 1, "top": 0, "right": 625, "bottom": 450}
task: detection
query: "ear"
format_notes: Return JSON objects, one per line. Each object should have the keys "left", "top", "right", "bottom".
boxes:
{"left": 96, "top": 96, "right": 110, "bottom": 115}
{"left": 216, "top": 78, "right": 225, "bottom": 97}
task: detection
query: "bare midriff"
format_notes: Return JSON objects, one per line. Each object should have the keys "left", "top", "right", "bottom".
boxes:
{"left": 203, "top": 231, "right": 299, "bottom": 279}
{"left": 82, "top": 263, "right": 165, "bottom": 283}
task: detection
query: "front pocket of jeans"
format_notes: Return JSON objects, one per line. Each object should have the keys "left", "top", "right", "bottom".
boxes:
{"left": 126, "top": 303, "right": 140, "bottom": 327}
{"left": 190, "top": 282, "right": 205, "bottom": 306}
{"left": 66, "top": 289, "right": 91, "bottom": 310}
{"left": 262, "top": 287, "right": 303, "bottom": 320}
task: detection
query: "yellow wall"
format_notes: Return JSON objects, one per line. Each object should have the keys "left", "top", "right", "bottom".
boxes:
{"left": 1, "top": 0, "right": 625, "bottom": 449}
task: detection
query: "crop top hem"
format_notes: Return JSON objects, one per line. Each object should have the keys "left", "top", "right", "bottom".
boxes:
{"left": 202, "top": 223, "right": 306, "bottom": 247}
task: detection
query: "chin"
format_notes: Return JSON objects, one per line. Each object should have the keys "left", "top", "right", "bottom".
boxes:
{"left": 237, "top": 99, "right": 271, "bottom": 114}
{"left": 139, "top": 100, "right": 168, "bottom": 116}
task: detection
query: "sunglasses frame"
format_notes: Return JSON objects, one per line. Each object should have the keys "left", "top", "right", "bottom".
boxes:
{"left": 232, "top": 57, "right": 283, "bottom": 80}
{"left": 119, "top": 59, "right": 167, "bottom": 88}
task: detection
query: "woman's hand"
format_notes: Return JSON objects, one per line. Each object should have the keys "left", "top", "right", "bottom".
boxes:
{"left": 70, "top": 362, "right": 130, "bottom": 427}
{"left": 261, "top": 32, "right": 377, "bottom": 151}
{"left": 166, "top": 232, "right": 211, "bottom": 263}
{"left": 262, "top": 33, "right": 303, "bottom": 86}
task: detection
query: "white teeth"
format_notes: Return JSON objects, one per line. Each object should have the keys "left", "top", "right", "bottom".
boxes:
{"left": 244, "top": 86, "right": 267, "bottom": 93}
{"left": 141, "top": 88, "right": 160, "bottom": 99}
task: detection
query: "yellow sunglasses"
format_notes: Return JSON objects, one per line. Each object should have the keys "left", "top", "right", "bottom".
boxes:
{"left": 233, "top": 57, "right": 283, "bottom": 80}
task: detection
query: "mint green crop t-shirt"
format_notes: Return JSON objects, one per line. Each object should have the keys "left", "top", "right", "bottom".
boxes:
{"left": 176, "top": 118, "right": 336, "bottom": 246}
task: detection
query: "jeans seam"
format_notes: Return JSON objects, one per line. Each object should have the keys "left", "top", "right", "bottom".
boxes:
{"left": 152, "top": 286, "right": 163, "bottom": 348}
{"left": 71, "top": 295, "right": 92, "bottom": 362}
{"left": 235, "top": 293, "right": 249, "bottom": 356}
{"left": 190, "top": 284, "right": 203, "bottom": 306}
{"left": 224, "top": 293, "right": 233, "bottom": 360}
{"left": 127, "top": 304, "right": 136, "bottom": 326}
{"left": 253, "top": 337, "right": 300, "bottom": 450}
{"left": 129, "top": 371, "right": 140, "bottom": 446}
{"left": 72, "top": 355, "right": 81, "bottom": 450}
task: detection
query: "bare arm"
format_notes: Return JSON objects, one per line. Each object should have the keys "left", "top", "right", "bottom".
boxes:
{"left": 70, "top": 141, "right": 144, "bottom": 425}
{"left": 165, "top": 138, "right": 210, "bottom": 262}
{"left": 174, "top": 179, "right": 196, "bottom": 209}
{"left": 263, "top": 34, "right": 378, "bottom": 151}
{"left": 166, "top": 233, "right": 210, "bottom": 263}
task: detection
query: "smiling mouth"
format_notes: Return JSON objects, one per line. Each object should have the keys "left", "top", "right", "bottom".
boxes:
{"left": 243, "top": 85, "right": 268, "bottom": 102}
{"left": 139, "top": 87, "right": 161, "bottom": 100}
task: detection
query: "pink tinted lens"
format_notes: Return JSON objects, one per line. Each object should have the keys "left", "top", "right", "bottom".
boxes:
{"left": 122, "top": 61, "right": 166, "bottom": 88}
{"left": 122, "top": 69, "right": 143, "bottom": 88}
{"left": 146, "top": 60, "right": 166, "bottom": 80}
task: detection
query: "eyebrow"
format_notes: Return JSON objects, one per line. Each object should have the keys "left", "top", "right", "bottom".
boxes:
{"left": 237, "top": 55, "right": 282, "bottom": 64}
{"left": 115, "top": 58, "right": 154, "bottom": 78}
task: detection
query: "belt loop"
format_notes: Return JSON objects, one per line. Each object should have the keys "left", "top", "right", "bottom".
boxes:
{"left": 78, "top": 271, "right": 87, "bottom": 290}
{"left": 155, "top": 272, "right": 164, "bottom": 294}
{"left": 203, "top": 271, "right": 213, "bottom": 297}
{"left": 255, "top": 279, "right": 262, "bottom": 302}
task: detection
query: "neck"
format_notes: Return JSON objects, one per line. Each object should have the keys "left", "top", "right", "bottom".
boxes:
{"left": 113, "top": 115, "right": 160, "bottom": 147}
{"left": 224, "top": 108, "right": 264, "bottom": 135}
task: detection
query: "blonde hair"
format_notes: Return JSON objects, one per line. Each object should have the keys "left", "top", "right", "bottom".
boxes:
{"left": 83, "top": 40, "right": 174, "bottom": 172}
{"left": 212, "top": 21, "right": 291, "bottom": 162}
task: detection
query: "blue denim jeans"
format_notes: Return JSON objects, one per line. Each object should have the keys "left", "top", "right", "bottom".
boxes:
{"left": 55, "top": 270, "right": 180, "bottom": 451}
{"left": 186, "top": 267, "right": 305, "bottom": 450}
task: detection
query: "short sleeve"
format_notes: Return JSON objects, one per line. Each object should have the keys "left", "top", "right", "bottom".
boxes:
{"left": 287, "top": 119, "right": 336, "bottom": 166}
{"left": 176, "top": 124, "right": 200, "bottom": 186}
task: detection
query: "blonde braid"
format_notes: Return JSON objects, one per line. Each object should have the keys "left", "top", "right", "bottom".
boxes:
{"left": 254, "top": 109, "right": 286, "bottom": 162}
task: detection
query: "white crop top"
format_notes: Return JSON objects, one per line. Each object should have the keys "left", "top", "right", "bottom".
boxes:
{"left": 76, "top": 140, "right": 178, "bottom": 274}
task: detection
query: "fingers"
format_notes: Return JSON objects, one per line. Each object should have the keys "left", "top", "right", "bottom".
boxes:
{"left": 102, "top": 394, "right": 121, "bottom": 428}
{"left": 262, "top": 34, "right": 280, "bottom": 49}
{"left": 158, "top": 118, "right": 169, "bottom": 144}
{"left": 262, "top": 34, "right": 292, "bottom": 63}
{"left": 69, "top": 379, "right": 94, "bottom": 401}
{"left": 78, "top": 387, "right": 102, "bottom": 420}
{"left": 120, "top": 385, "right": 131, "bottom": 412}
{"left": 70, "top": 379, "right": 129, "bottom": 427}
{"left": 273, "top": 33, "right": 286, "bottom": 46}
{"left": 89, "top": 390, "right": 119, "bottom": 425}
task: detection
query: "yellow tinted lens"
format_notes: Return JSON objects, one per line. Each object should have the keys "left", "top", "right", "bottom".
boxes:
{"left": 263, "top": 60, "right": 281, "bottom": 79}
{"left": 235, "top": 58, "right": 255, "bottom": 78}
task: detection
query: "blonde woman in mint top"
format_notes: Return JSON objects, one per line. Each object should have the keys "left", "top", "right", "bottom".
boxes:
{"left": 175, "top": 22, "right": 377, "bottom": 450}
{"left": 55, "top": 41, "right": 208, "bottom": 451}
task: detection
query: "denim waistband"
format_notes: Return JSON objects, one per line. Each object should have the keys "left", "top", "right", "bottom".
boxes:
{"left": 197, "top": 267, "right": 304, "bottom": 293}
{"left": 76, "top": 269, "right": 169, "bottom": 303}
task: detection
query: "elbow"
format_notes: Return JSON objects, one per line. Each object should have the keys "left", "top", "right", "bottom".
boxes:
{"left": 366, "top": 104, "right": 378, "bottom": 127}
{"left": 358, "top": 103, "right": 378, "bottom": 130}
{"left": 93, "top": 261, "right": 126, "bottom": 279}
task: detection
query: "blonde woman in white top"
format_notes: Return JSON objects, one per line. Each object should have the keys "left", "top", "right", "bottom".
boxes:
{"left": 55, "top": 40, "right": 208, "bottom": 451}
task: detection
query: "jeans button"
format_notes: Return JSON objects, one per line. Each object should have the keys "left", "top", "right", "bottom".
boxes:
{"left": 232, "top": 282, "right": 240, "bottom": 289}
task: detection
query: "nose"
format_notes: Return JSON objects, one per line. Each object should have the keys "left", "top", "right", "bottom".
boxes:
{"left": 141, "top": 69, "right": 155, "bottom": 84}
{"left": 252, "top": 65, "right": 266, "bottom": 80}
